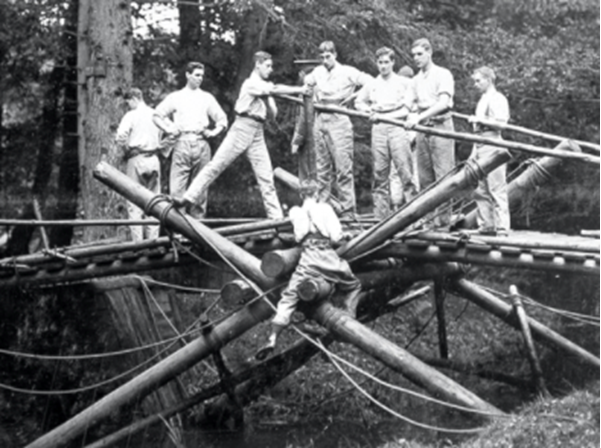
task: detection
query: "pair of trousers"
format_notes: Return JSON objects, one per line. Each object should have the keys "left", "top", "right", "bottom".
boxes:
{"left": 170, "top": 138, "right": 210, "bottom": 218}
{"left": 371, "top": 123, "right": 418, "bottom": 219}
{"left": 272, "top": 244, "right": 361, "bottom": 327}
{"left": 415, "top": 118, "right": 456, "bottom": 225}
{"left": 184, "top": 116, "right": 283, "bottom": 219}
{"left": 314, "top": 113, "right": 356, "bottom": 218}
{"left": 471, "top": 142, "right": 510, "bottom": 231}
{"left": 126, "top": 153, "right": 160, "bottom": 241}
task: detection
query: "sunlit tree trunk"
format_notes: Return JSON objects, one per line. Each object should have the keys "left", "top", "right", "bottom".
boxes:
{"left": 77, "top": 0, "right": 132, "bottom": 243}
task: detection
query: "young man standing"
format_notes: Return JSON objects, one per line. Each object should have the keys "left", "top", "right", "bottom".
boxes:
{"left": 355, "top": 47, "right": 417, "bottom": 220}
{"left": 406, "top": 38, "right": 455, "bottom": 226}
{"left": 304, "top": 41, "right": 372, "bottom": 219}
{"left": 255, "top": 181, "right": 362, "bottom": 360}
{"left": 469, "top": 66, "right": 511, "bottom": 235}
{"left": 115, "top": 88, "right": 162, "bottom": 241}
{"left": 176, "top": 51, "right": 309, "bottom": 220}
{"left": 153, "top": 62, "right": 227, "bottom": 218}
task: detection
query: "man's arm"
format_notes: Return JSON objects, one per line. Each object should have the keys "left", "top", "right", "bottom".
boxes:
{"left": 152, "top": 96, "right": 179, "bottom": 135}
{"left": 406, "top": 93, "right": 451, "bottom": 128}
{"left": 204, "top": 96, "right": 228, "bottom": 138}
{"left": 115, "top": 113, "right": 132, "bottom": 153}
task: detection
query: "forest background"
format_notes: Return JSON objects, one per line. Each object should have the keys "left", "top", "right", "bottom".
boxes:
{"left": 0, "top": 0, "right": 599, "bottom": 447}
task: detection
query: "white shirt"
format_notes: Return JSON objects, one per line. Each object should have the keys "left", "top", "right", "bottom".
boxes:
{"left": 116, "top": 103, "right": 161, "bottom": 151}
{"left": 234, "top": 72, "right": 275, "bottom": 119}
{"left": 154, "top": 87, "right": 227, "bottom": 133}
{"left": 355, "top": 73, "right": 413, "bottom": 113}
{"left": 413, "top": 64, "right": 454, "bottom": 111}
{"left": 305, "top": 62, "right": 372, "bottom": 104}
{"left": 475, "top": 88, "right": 510, "bottom": 124}
{"left": 289, "top": 199, "right": 343, "bottom": 244}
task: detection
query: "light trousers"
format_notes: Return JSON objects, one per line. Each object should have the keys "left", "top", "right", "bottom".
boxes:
{"left": 126, "top": 154, "right": 160, "bottom": 241}
{"left": 170, "top": 138, "right": 210, "bottom": 218}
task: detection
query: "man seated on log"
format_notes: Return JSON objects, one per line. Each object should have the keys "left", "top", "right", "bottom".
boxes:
{"left": 467, "top": 66, "right": 511, "bottom": 236}
{"left": 255, "top": 181, "right": 362, "bottom": 360}
{"left": 115, "top": 87, "right": 162, "bottom": 242}
{"left": 173, "top": 51, "right": 310, "bottom": 220}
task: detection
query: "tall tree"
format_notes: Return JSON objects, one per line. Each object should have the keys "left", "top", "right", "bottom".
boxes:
{"left": 76, "top": 0, "right": 133, "bottom": 243}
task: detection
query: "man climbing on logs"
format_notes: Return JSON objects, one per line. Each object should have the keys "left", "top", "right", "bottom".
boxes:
{"left": 355, "top": 47, "right": 418, "bottom": 220}
{"left": 304, "top": 41, "right": 373, "bottom": 219}
{"left": 468, "top": 66, "right": 511, "bottom": 235}
{"left": 115, "top": 88, "right": 162, "bottom": 242}
{"left": 405, "top": 38, "right": 456, "bottom": 226}
{"left": 255, "top": 181, "right": 362, "bottom": 360}
{"left": 174, "top": 51, "right": 310, "bottom": 220}
{"left": 153, "top": 61, "right": 228, "bottom": 219}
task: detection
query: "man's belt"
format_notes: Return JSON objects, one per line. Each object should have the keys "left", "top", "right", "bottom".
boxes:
{"left": 373, "top": 105, "right": 405, "bottom": 114}
{"left": 125, "top": 147, "right": 159, "bottom": 160}
{"left": 422, "top": 112, "right": 452, "bottom": 126}
{"left": 237, "top": 112, "right": 266, "bottom": 123}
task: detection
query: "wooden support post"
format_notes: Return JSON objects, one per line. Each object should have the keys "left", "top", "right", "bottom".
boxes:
{"left": 509, "top": 285, "right": 550, "bottom": 397}
{"left": 449, "top": 278, "right": 600, "bottom": 368}
{"left": 32, "top": 197, "right": 50, "bottom": 251}
{"left": 220, "top": 279, "right": 257, "bottom": 307}
{"left": 434, "top": 278, "right": 449, "bottom": 359}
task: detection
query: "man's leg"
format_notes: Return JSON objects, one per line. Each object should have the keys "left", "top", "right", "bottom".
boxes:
{"left": 328, "top": 115, "right": 356, "bottom": 218}
{"left": 126, "top": 157, "right": 144, "bottom": 242}
{"left": 141, "top": 155, "right": 161, "bottom": 239}
{"left": 245, "top": 129, "right": 284, "bottom": 220}
{"left": 314, "top": 115, "right": 335, "bottom": 206}
{"left": 371, "top": 124, "right": 392, "bottom": 220}
{"left": 429, "top": 120, "right": 456, "bottom": 226}
{"left": 169, "top": 141, "right": 192, "bottom": 203}
{"left": 415, "top": 132, "right": 435, "bottom": 190}
{"left": 186, "top": 139, "right": 211, "bottom": 219}
{"left": 389, "top": 126, "right": 418, "bottom": 203}
{"left": 184, "top": 118, "right": 256, "bottom": 205}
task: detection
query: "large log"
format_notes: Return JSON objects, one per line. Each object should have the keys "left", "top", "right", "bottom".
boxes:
{"left": 449, "top": 278, "right": 599, "bottom": 368}
{"left": 340, "top": 150, "right": 513, "bottom": 261}
{"left": 462, "top": 140, "right": 582, "bottom": 228}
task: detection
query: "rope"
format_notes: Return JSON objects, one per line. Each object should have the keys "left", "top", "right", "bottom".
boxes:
{"left": 480, "top": 285, "right": 600, "bottom": 327}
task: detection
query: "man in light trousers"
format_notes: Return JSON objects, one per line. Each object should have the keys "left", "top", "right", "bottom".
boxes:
{"left": 356, "top": 47, "right": 417, "bottom": 220}
{"left": 469, "top": 66, "right": 511, "bottom": 235}
{"left": 115, "top": 88, "right": 162, "bottom": 241}
{"left": 176, "top": 51, "right": 309, "bottom": 219}
{"left": 304, "top": 41, "right": 372, "bottom": 218}
{"left": 406, "top": 38, "right": 456, "bottom": 226}
{"left": 153, "top": 61, "right": 227, "bottom": 218}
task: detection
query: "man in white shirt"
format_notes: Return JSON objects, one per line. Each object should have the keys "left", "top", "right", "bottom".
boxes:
{"left": 406, "top": 38, "right": 456, "bottom": 226}
{"left": 153, "top": 61, "right": 228, "bottom": 218}
{"left": 115, "top": 88, "right": 162, "bottom": 241}
{"left": 177, "top": 51, "right": 309, "bottom": 219}
{"left": 468, "top": 66, "right": 511, "bottom": 235}
{"left": 255, "top": 181, "right": 361, "bottom": 359}
{"left": 355, "top": 47, "right": 417, "bottom": 220}
{"left": 304, "top": 41, "right": 373, "bottom": 219}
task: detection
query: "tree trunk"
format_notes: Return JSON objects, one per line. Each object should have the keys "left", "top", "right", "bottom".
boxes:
{"left": 77, "top": 0, "right": 132, "bottom": 243}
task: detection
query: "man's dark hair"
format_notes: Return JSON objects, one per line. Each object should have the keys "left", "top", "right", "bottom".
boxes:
{"left": 185, "top": 61, "right": 205, "bottom": 74}
{"left": 124, "top": 87, "right": 143, "bottom": 100}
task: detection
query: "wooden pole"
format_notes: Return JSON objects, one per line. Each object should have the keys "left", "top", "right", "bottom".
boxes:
{"left": 311, "top": 301, "right": 502, "bottom": 415}
{"left": 220, "top": 279, "right": 258, "bottom": 307}
{"left": 340, "top": 149, "right": 513, "bottom": 261}
{"left": 261, "top": 247, "right": 303, "bottom": 278}
{"left": 451, "top": 111, "right": 601, "bottom": 154}
{"left": 509, "top": 285, "right": 550, "bottom": 397}
{"left": 463, "top": 140, "right": 582, "bottom": 229}
{"left": 449, "top": 278, "right": 600, "bottom": 368}
{"left": 277, "top": 95, "right": 600, "bottom": 165}
{"left": 434, "top": 279, "right": 449, "bottom": 359}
